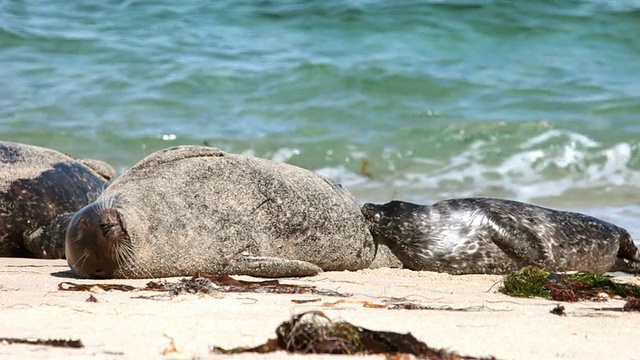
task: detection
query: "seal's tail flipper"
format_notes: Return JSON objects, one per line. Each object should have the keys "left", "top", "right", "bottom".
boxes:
{"left": 611, "top": 257, "right": 640, "bottom": 274}
{"left": 617, "top": 232, "right": 640, "bottom": 262}
{"left": 224, "top": 256, "right": 323, "bottom": 278}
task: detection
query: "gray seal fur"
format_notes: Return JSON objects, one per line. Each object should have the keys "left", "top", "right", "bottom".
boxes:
{"left": 0, "top": 141, "right": 114, "bottom": 258}
{"left": 65, "top": 145, "right": 376, "bottom": 279}
{"left": 361, "top": 198, "right": 640, "bottom": 275}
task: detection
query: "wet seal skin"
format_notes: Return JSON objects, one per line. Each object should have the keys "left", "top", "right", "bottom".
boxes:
{"left": 362, "top": 198, "right": 640, "bottom": 275}
{"left": 0, "top": 141, "right": 114, "bottom": 258}
{"left": 66, "top": 145, "right": 375, "bottom": 279}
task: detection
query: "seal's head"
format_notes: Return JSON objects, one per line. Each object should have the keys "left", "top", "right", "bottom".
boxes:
{"left": 65, "top": 199, "right": 130, "bottom": 278}
{"left": 361, "top": 201, "right": 425, "bottom": 248}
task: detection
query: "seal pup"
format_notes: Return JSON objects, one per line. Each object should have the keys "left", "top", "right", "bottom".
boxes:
{"left": 0, "top": 141, "right": 114, "bottom": 258}
{"left": 65, "top": 145, "right": 375, "bottom": 279}
{"left": 361, "top": 198, "right": 640, "bottom": 275}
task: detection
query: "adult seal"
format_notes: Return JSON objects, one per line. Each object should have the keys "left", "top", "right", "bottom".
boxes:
{"left": 0, "top": 141, "right": 115, "bottom": 258}
{"left": 65, "top": 145, "right": 375, "bottom": 279}
{"left": 361, "top": 198, "right": 640, "bottom": 275}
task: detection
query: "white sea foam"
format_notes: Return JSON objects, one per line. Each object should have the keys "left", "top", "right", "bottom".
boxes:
{"left": 305, "top": 129, "right": 640, "bottom": 237}
{"left": 397, "top": 130, "right": 640, "bottom": 204}
{"left": 270, "top": 147, "right": 301, "bottom": 163}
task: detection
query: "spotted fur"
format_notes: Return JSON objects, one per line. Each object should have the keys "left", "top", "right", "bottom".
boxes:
{"left": 362, "top": 198, "right": 640, "bottom": 275}
{"left": 0, "top": 142, "right": 113, "bottom": 258}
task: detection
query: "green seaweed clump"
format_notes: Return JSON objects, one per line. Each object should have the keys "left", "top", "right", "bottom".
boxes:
{"left": 498, "top": 267, "right": 551, "bottom": 298}
{"left": 499, "top": 267, "right": 640, "bottom": 302}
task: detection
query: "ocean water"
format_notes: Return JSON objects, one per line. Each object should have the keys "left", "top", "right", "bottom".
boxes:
{"left": 2, "top": 1, "right": 640, "bottom": 235}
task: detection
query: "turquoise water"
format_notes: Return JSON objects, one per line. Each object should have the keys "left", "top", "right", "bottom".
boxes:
{"left": 2, "top": 1, "right": 640, "bottom": 232}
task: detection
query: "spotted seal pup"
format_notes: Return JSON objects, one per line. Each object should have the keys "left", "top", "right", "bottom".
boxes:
{"left": 65, "top": 145, "right": 375, "bottom": 278}
{"left": 0, "top": 141, "right": 115, "bottom": 258}
{"left": 361, "top": 198, "right": 640, "bottom": 274}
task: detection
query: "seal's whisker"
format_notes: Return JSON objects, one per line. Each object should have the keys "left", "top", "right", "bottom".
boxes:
{"left": 96, "top": 197, "right": 109, "bottom": 213}
{"left": 112, "top": 242, "right": 127, "bottom": 271}
{"left": 69, "top": 251, "right": 86, "bottom": 269}
{"left": 68, "top": 232, "right": 82, "bottom": 245}
{"left": 119, "top": 244, "right": 137, "bottom": 278}
{"left": 120, "top": 244, "right": 135, "bottom": 270}
{"left": 71, "top": 252, "right": 89, "bottom": 277}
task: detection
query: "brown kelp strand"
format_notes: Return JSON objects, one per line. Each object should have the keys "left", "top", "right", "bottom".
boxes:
{"left": 317, "top": 299, "right": 487, "bottom": 311}
{"left": 623, "top": 297, "right": 640, "bottom": 312}
{"left": 145, "top": 273, "right": 351, "bottom": 297}
{"left": 57, "top": 273, "right": 349, "bottom": 297}
{"left": 58, "top": 282, "right": 136, "bottom": 292}
{"left": 212, "top": 311, "right": 497, "bottom": 359}
{"left": 499, "top": 267, "right": 640, "bottom": 302}
{"left": 550, "top": 305, "right": 566, "bottom": 316}
{"left": 0, "top": 338, "right": 83, "bottom": 348}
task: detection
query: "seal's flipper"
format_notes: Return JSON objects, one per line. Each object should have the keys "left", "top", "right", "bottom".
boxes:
{"left": 223, "top": 256, "right": 323, "bottom": 277}
{"left": 616, "top": 232, "right": 640, "bottom": 262}
{"left": 23, "top": 212, "right": 75, "bottom": 259}
{"left": 611, "top": 257, "right": 640, "bottom": 274}
{"left": 484, "top": 218, "right": 551, "bottom": 268}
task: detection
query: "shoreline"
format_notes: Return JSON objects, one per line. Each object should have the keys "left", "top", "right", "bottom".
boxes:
{"left": 1, "top": 258, "right": 639, "bottom": 359}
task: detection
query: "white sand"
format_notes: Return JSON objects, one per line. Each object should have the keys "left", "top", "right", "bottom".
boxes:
{"left": 1, "top": 258, "right": 639, "bottom": 360}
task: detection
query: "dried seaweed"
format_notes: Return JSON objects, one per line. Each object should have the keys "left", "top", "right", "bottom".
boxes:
{"left": 0, "top": 337, "right": 83, "bottom": 348}
{"left": 58, "top": 282, "right": 135, "bottom": 292}
{"left": 590, "top": 298, "right": 640, "bottom": 312}
{"left": 321, "top": 299, "right": 387, "bottom": 308}
{"left": 387, "top": 303, "right": 482, "bottom": 311}
{"left": 319, "top": 299, "right": 483, "bottom": 311}
{"left": 162, "top": 334, "right": 180, "bottom": 355}
{"left": 291, "top": 298, "right": 321, "bottom": 304}
{"left": 58, "top": 273, "right": 349, "bottom": 298}
{"left": 550, "top": 305, "right": 566, "bottom": 316}
{"left": 623, "top": 297, "right": 640, "bottom": 312}
{"left": 212, "top": 311, "right": 496, "bottom": 359}
{"left": 499, "top": 267, "right": 640, "bottom": 302}
{"left": 144, "top": 273, "right": 351, "bottom": 297}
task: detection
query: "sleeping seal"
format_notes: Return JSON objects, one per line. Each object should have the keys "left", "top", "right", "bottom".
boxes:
{"left": 65, "top": 145, "right": 375, "bottom": 279}
{"left": 361, "top": 198, "right": 640, "bottom": 275}
{"left": 0, "top": 141, "right": 114, "bottom": 258}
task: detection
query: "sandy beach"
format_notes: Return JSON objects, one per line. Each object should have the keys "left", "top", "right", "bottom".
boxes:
{"left": 1, "top": 258, "right": 639, "bottom": 360}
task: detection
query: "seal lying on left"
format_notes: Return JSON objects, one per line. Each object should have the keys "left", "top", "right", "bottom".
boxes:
{"left": 362, "top": 198, "right": 640, "bottom": 275}
{"left": 0, "top": 141, "right": 114, "bottom": 258}
{"left": 65, "top": 145, "right": 376, "bottom": 279}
